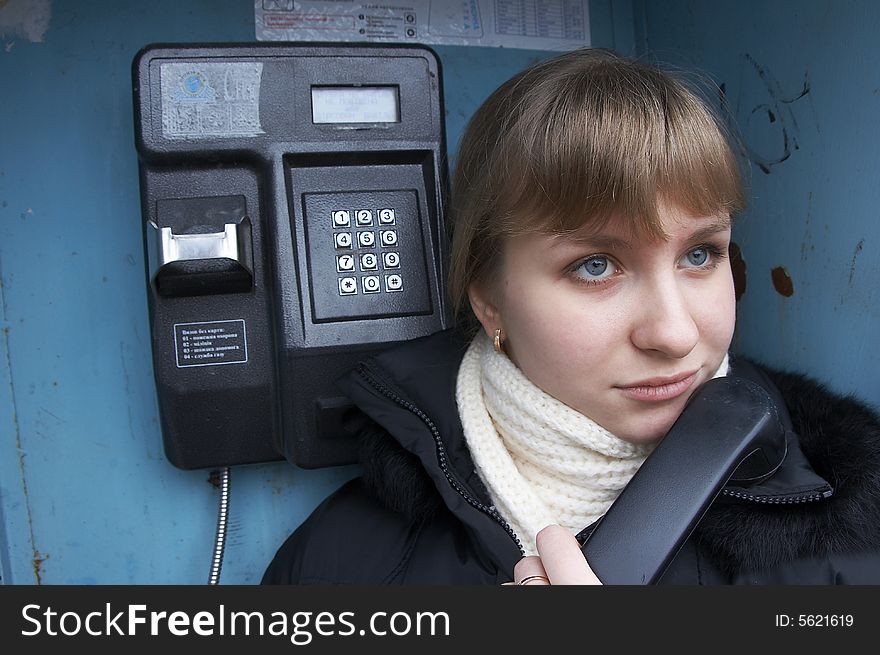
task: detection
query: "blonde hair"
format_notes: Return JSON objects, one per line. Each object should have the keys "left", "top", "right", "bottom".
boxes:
{"left": 448, "top": 48, "right": 745, "bottom": 329}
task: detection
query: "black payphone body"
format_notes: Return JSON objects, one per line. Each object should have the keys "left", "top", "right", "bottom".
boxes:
{"left": 134, "top": 44, "right": 451, "bottom": 470}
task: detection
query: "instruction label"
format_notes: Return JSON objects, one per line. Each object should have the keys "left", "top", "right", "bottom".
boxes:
{"left": 159, "top": 62, "right": 264, "bottom": 139}
{"left": 255, "top": 1, "right": 590, "bottom": 51}
{"left": 174, "top": 320, "right": 248, "bottom": 368}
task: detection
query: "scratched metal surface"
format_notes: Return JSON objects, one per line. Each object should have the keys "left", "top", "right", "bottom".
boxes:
{"left": 0, "top": 0, "right": 620, "bottom": 584}
{"left": 635, "top": 0, "right": 880, "bottom": 407}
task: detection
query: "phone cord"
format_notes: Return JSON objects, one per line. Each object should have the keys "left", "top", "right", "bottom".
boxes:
{"left": 208, "top": 467, "right": 231, "bottom": 585}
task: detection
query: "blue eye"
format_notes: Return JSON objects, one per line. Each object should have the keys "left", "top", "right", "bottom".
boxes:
{"left": 682, "top": 247, "right": 710, "bottom": 267}
{"left": 574, "top": 255, "right": 617, "bottom": 281}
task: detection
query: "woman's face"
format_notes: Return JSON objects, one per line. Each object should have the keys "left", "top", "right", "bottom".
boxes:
{"left": 469, "top": 199, "right": 736, "bottom": 444}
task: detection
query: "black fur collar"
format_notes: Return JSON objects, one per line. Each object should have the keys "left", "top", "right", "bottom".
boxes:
{"left": 356, "top": 362, "right": 880, "bottom": 577}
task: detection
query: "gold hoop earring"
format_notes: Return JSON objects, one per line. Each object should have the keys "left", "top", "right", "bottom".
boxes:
{"left": 493, "top": 328, "right": 504, "bottom": 354}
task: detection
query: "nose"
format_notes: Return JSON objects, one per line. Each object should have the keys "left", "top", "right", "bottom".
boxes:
{"left": 629, "top": 276, "right": 699, "bottom": 358}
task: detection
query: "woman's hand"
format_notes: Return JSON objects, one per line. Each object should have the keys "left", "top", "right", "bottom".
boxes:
{"left": 512, "top": 525, "right": 603, "bottom": 585}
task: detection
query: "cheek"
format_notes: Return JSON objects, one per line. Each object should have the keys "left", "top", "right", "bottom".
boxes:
{"left": 502, "top": 285, "right": 620, "bottom": 379}
{"left": 694, "top": 272, "right": 737, "bottom": 347}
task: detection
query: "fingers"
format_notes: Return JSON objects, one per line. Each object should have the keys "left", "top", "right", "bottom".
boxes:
{"left": 507, "top": 526, "right": 603, "bottom": 586}
{"left": 535, "top": 525, "right": 603, "bottom": 585}
{"left": 513, "top": 555, "right": 550, "bottom": 585}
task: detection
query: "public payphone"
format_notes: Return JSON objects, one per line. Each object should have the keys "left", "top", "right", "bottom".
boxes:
{"left": 133, "top": 44, "right": 451, "bottom": 470}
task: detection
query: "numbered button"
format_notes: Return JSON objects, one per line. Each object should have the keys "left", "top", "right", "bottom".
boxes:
{"left": 380, "top": 230, "right": 398, "bottom": 247}
{"left": 378, "top": 208, "right": 396, "bottom": 224}
{"left": 385, "top": 274, "right": 403, "bottom": 292}
{"left": 332, "top": 210, "right": 350, "bottom": 228}
{"left": 338, "top": 277, "right": 357, "bottom": 295}
{"left": 382, "top": 251, "right": 400, "bottom": 269}
{"left": 336, "top": 254, "right": 355, "bottom": 272}
{"left": 334, "top": 232, "right": 352, "bottom": 249}
{"left": 358, "top": 231, "right": 375, "bottom": 248}
{"left": 360, "top": 253, "right": 378, "bottom": 271}
{"left": 362, "top": 275, "right": 381, "bottom": 294}
{"left": 356, "top": 209, "right": 373, "bottom": 226}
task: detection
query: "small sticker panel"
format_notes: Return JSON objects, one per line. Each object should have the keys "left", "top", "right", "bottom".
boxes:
{"left": 174, "top": 320, "right": 248, "bottom": 368}
{"left": 159, "top": 62, "right": 264, "bottom": 139}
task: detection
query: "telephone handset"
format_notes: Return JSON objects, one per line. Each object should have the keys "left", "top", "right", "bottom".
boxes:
{"left": 580, "top": 376, "right": 787, "bottom": 584}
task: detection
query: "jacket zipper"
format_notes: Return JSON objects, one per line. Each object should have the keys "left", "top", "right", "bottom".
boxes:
{"left": 719, "top": 488, "right": 830, "bottom": 504}
{"left": 357, "top": 362, "right": 526, "bottom": 557}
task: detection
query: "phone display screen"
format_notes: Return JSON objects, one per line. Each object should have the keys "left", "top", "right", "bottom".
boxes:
{"left": 311, "top": 86, "right": 400, "bottom": 124}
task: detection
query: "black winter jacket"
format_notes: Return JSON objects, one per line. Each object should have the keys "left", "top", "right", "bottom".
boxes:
{"left": 263, "top": 329, "right": 880, "bottom": 584}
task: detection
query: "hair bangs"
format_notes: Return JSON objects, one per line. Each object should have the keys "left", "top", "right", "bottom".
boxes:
{"left": 491, "top": 63, "right": 744, "bottom": 242}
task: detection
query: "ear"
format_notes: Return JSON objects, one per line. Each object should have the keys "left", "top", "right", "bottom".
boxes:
{"left": 467, "top": 280, "right": 502, "bottom": 339}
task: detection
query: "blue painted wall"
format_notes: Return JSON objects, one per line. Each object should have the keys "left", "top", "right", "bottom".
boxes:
{"left": 634, "top": 0, "right": 880, "bottom": 406}
{"left": 0, "top": 0, "right": 624, "bottom": 584}
{"left": 7, "top": 0, "right": 875, "bottom": 587}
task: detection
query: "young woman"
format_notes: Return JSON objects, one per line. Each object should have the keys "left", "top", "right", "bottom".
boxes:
{"left": 263, "top": 48, "right": 880, "bottom": 585}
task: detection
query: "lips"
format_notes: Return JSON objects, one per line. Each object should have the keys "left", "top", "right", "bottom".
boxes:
{"left": 616, "top": 370, "right": 699, "bottom": 402}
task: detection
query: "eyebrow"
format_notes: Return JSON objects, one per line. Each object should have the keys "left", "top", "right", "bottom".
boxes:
{"left": 556, "top": 217, "right": 732, "bottom": 251}
{"left": 686, "top": 218, "right": 733, "bottom": 244}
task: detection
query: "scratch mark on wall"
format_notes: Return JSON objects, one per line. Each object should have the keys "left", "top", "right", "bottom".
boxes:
{"left": 120, "top": 342, "right": 136, "bottom": 443}
{"left": 1, "top": 253, "right": 42, "bottom": 583}
{"left": 848, "top": 238, "right": 865, "bottom": 286}
{"left": 780, "top": 78, "right": 811, "bottom": 104}
{"left": 801, "top": 192, "right": 814, "bottom": 263}
{"left": 0, "top": 0, "right": 51, "bottom": 43}
{"left": 771, "top": 266, "right": 794, "bottom": 297}
{"left": 738, "top": 55, "right": 810, "bottom": 175}
{"left": 38, "top": 407, "right": 65, "bottom": 424}
{"left": 32, "top": 552, "right": 48, "bottom": 584}
{"left": 227, "top": 517, "right": 244, "bottom": 548}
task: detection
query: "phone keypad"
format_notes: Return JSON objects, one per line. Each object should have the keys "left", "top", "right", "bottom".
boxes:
{"left": 362, "top": 275, "right": 381, "bottom": 294}
{"left": 338, "top": 277, "right": 357, "bottom": 295}
{"left": 332, "top": 206, "right": 404, "bottom": 296}
{"left": 360, "top": 253, "right": 378, "bottom": 271}
{"left": 336, "top": 254, "right": 355, "bottom": 272}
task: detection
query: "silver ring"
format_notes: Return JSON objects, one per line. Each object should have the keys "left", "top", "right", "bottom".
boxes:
{"left": 518, "top": 574, "right": 550, "bottom": 586}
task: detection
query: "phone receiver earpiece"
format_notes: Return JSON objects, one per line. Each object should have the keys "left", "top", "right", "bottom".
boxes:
{"left": 580, "top": 376, "right": 787, "bottom": 584}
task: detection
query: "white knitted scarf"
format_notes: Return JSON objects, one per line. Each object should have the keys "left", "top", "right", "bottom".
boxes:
{"left": 456, "top": 332, "right": 729, "bottom": 555}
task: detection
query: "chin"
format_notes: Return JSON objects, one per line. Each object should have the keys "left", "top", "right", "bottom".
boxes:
{"left": 616, "top": 414, "right": 678, "bottom": 445}
{"left": 617, "top": 428, "right": 667, "bottom": 446}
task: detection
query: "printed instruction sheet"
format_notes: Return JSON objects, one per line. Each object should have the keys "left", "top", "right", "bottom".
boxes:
{"left": 255, "top": 1, "right": 590, "bottom": 51}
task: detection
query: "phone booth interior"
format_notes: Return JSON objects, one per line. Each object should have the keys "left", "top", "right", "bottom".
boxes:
{"left": 1, "top": 2, "right": 879, "bottom": 586}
